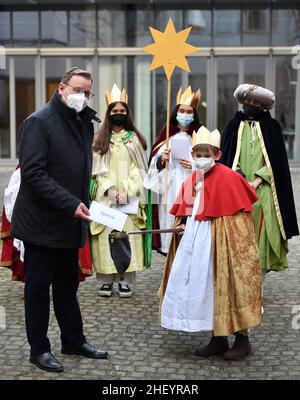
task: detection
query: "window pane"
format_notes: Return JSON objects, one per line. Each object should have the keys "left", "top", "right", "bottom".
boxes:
{"left": 213, "top": 10, "right": 241, "bottom": 46}
{"left": 98, "top": 56, "right": 127, "bottom": 121}
{"left": 185, "top": 10, "right": 212, "bottom": 47}
{"left": 134, "top": 55, "right": 152, "bottom": 149}
{"left": 41, "top": 11, "right": 67, "bottom": 47}
{"left": 155, "top": 10, "right": 183, "bottom": 33}
{"left": 244, "top": 56, "right": 266, "bottom": 87}
{"left": 15, "top": 57, "right": 35, "bottom": 156}
{"left": 242, "top": 9, "right": 270, "bottom": 46}
{"left": 70, "top": 10, "right": 96, "bottom": 47}
{"left": 155, "top": 67, "right": 182, "bottom": 142}
{"left": 217, "top": 57, "right": 239, "bottom": 131}
{"left": 189, "top": 57, "right": 207, "bottom": 127}
{"left": 0, "top": 12, "right": 10, "bottom": 46}
{"left": 135, "top": 9, "right": 154, "bottom": 47}
{"left": 275, "top": 56, "right": 296, "bottom": 159}
{"left": 46, "top": 57, "right": 66, "bottom": 102}
{"left": 98, "top": 7, "right": 126, "bottom": 47}
{"left": 13, "top": 11, "right": 39, "bottom": 47}
{"left": 272, "top": 9, "right": 300, "bottom": 46}
{"left": 0, "top": 65, "right": 10, "bottom": 158}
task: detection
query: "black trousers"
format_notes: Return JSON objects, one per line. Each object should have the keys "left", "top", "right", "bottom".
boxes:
{"left": 24, "top": 243, "right": 86, "bottom": 356}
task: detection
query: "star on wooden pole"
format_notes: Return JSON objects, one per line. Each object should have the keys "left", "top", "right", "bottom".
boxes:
{"left": 143, "top": 17, "right": 199, "bottom": 80}
{"left": 143, "top": 18, "right": 200, "bottom": 211}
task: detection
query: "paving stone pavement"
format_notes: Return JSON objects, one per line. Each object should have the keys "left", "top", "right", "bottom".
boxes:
{"left": 0, "top": 167, "right": 299, "bottom": 380}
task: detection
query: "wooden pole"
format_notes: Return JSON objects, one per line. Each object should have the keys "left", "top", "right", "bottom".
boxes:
{"left": 109, "top": 227, "right": 184, "bottom": 238}
{"left": 164, "top": 78, "right": 171, "bottom": 212}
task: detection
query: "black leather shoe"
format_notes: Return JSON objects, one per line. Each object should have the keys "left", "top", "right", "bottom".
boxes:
{"left": 195, "top": 336, "right": 230, "bottom": 357}
{"left": 61, "top": 342, "right": 108, "bottom": 359}
{"left": 30, "top": 352, "right": 64, "bottom": 372}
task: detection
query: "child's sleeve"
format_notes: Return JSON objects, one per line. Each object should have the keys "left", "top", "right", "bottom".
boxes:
{"left": 169, "top": 182, "right": 185, "bottom": 216}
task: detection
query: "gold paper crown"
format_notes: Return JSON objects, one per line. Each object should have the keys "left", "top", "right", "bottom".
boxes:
{"left": 192, "top": 126, "right": 221, "bottom": 148}
{"left": 105, "top": 83, "right": 128, "bottom": 106}
{"left": 176, "top": 86, "right": 201, "bottom": 109}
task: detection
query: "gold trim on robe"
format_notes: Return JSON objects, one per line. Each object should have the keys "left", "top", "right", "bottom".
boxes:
{"left": 255, "top": 122, "right": 286, "bottom": 240}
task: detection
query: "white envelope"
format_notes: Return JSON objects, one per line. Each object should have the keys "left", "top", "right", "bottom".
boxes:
{"left": 111, "top": 197, "right": 139, "bottom": 215}
{"left": 89, "top": 201, "right": 128, "bottom": 232}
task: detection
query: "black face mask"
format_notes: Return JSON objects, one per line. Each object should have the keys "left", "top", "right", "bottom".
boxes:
{"left": 110, "top": 113, "right": 127, "bottom": 127}
{"left": 243, "top": 104, "right": 262, "bottom": 119}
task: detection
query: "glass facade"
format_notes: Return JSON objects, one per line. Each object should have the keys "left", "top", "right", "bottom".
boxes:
{"left": 0, "top": 66, "right": 10, "bottom": 158}
{"left": 2, "top": 5, "right": 299, "bottom": 49}
{"left": 0, "top": 2, "right": 300, "bottom": 162}
{"left": 12, "top": 11, "right": 39, "bottom": 47}
{"left": 70, "top": 9, "right": 96, "bottom": 47}
{"left": 213, "top": 10, "right": 241, "bottom": 46}
{"left": 41, "top": 11, "right": 68, "bottom": 47}
{"left": 15, "top": 56, "right": 35, "bottom": 156}
{"left": 272, "top": 9, "right": 300, "bottom": 46}
{"left": 242, "top": 8, "right": 270, "bottom": 46}
{"left": 275, "top": 56, "right": 297, "bottom": 159}
{"left": 0, "top": 11, "right": 10, "bottom": 46}
{"left": 217, "top": 57, "right": 239, "bottom": 131}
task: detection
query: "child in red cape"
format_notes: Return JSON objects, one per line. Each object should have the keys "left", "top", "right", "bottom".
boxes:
{"left": 159, "top": 126, "right": 262, "bottom": 361}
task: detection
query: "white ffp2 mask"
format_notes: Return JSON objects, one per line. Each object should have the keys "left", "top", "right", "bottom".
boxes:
{"left": 66, "top": 92, "right": 87, "bottom": 113}
{"left": 194, "top": 157, "right": 215, "bottom": 173}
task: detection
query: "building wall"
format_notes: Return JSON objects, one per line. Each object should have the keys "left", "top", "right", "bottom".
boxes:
{"left": 0, "top": 3, "right": 300, "bottom": 163}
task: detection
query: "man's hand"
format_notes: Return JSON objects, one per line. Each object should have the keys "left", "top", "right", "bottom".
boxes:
{"left": 74, "top": 202, "right": 91, "bottom": 221}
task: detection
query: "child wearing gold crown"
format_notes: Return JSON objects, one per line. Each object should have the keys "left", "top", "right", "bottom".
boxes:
{"left": 144, "top": 86, "right": 202, "bottom": 255}
{"left": 90, "top": 84, "right": 149, "bottom": 298}
{"left": 158, "top": 126, "right": 262, "bottom": 361}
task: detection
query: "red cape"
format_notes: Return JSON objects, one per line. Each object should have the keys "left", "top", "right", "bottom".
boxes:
{"left": 170, "top": 163, "right": 259, "bottom": 220}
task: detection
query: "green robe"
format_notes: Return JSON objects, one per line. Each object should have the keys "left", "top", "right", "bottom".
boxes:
{"left": 236, "top": 120, "right": 288, "bottom": 272}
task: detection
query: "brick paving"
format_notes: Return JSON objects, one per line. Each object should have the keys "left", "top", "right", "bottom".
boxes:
{"left": 0, "top": 167, "right": 299, "bottom": 380}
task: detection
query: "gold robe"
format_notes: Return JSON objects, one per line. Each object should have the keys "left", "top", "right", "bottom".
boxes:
{"left": 159, "top": 212, "right": 262, "bottom": 336}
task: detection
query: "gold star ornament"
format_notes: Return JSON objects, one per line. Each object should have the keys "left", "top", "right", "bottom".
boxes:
{"left": 143, "top": 18, "right": 200, "bottom": 80}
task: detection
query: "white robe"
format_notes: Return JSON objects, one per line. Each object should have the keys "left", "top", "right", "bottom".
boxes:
{"left": 144, "top": 131, "right": 193, "bottom": 253}
{"left": 4, "top": 168, "right": 25, "bottom": 261}
{"left": 160, "top": 185, "right": 214, "bottom": 332}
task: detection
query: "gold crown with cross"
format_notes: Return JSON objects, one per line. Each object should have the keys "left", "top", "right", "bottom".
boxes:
{"left": 192, "top": 126, "right": 221, "bottom": 148}
{"left": 105, "top": 83, "right": 128, "bottom": 106}
{"left": 176, "top": 86, "right": 201, "bottom": 109}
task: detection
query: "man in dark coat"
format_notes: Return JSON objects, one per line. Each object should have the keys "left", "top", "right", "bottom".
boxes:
{"left": 220, "top": 84, "right": 298, "bottom": 278}
{"left": 11, "top": 67, "right": 108, "bottom": 372}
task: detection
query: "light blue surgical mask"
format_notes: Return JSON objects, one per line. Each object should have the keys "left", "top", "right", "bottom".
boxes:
{"left": 176, "top": 112, "right": 194, "bottom": 127}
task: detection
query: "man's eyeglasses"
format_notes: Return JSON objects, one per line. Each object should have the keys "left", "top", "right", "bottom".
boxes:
{"left": 64, "top": 82, "right": 94, "bottom": 101}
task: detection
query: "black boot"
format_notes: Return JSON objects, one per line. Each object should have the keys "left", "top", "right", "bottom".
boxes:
{"left": 195, "top": 336, "right": 229, "bottom": 357}
{"left": 223, "top": 333, "right": 251, "bottom": 360}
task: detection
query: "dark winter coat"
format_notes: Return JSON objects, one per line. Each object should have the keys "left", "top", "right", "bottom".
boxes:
{"left": 11, "top": 90, "right": 99, "bottom": 248}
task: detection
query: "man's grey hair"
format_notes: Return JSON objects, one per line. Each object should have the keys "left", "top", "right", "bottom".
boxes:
{"left": 61, "top": 66, "right": 93, "bottom": 84}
